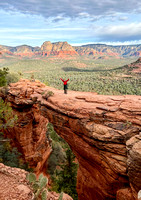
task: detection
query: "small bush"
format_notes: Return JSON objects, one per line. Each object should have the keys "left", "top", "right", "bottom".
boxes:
{"left": 6, "top": 73, "right": 20, "bottom": 85}
{"left": 26, "top": 172, "right": 48, "bottom": 200}
{"left": 58, "top": 192, "right": 63, "bottom": 200}
{"left": 42, "top": 91, "right": 54, "bottom": 100}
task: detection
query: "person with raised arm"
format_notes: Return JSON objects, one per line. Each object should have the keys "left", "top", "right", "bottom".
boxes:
{"left": 60, "top": 78, "right": 69, "bottom": 94}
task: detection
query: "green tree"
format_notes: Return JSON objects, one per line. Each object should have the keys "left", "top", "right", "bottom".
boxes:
{"left": 54, "top": 146, "right": 78, "bottom": 200}
{"left": 0, "top": 69, "right": 20, "bottom": 167}
{"left": 0, "top": 98, "right": 21, "bottom": 168}
{"left": 47, "top": 123, "right": 78, "bottom": 199}
{"left": 0, "top": 67, "right": 9, "bottom": 87}
{"left": 47, "top": 123, "right": 66, "bottom": 175}
{"left": 0, "top": 95, "right": 32, "bottom": 170}
{"left": 0, "top": 98, "right": 18, "bottom": 131}
{"left": 0, "top": 99, "right": 31, "bottom": 170}
{"left": 0, "top": 140, "right": 21, "bottom": 167}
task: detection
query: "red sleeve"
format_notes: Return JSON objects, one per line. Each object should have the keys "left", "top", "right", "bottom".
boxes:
{"left": 66, "top": 79, "right": 69, "bottom": 82}
{"left": 60, "top": 78, "right": 64, "bottom": 82}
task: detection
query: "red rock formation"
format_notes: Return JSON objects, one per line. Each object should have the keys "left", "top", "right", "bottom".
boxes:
{"left": 41, "top": 41, "right": 74, "bottom": 52}
{"left": 15, "top": 52, "right": 41, "bottom": 57}
{"left": 0, "top": 80, "right": 51, "bottom": 175}
{"left": 11, "top": 42, "right": 78, "bottom": 58}
{"left": 75, "top": 47, "right": 102, "bottom": 56}
{"left": 1, "top": 79, "right": 141, "bottom": 200}
{"left": 74, "top": 46, "right": 121, "bottom": 59}
{"left": 41, "top": 41, "right": 53, "bottom": 51}
{"left": 40, "top": 41, "right": 78, "bottom": 57}
{"left": 128, "top": 57, "right": 141, "bottom": 73}
{"left": 41, "top": 50, "right": 78, "bottom": 57}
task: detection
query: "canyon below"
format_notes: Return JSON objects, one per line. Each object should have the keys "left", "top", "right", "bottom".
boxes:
{"left": 1, "top": 79, "right": 141, "bottom": 200}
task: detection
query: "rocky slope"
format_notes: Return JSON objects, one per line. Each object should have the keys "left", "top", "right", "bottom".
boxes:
{"left": 0, "top": 163, "right": 73, "bottom": 200}
{"left": 1, "top": 79, "right": 141, "bottom": 200}
{"left": 0, "top": 163, "right": 33, "bottom": 200}
{"left": 127, "top": 57, "right": 141, "bottom": 73}
{"left": 74, "top": 45, "right": 120, "bottom": 58}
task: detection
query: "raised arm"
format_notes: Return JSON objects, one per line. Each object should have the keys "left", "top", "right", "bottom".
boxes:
{"left": 60, "top": 78, "right": 64, "bottom": 82}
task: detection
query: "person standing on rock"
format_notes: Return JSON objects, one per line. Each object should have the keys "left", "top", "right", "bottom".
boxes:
{"left": 60, "top": 78, "right": 69, "bottom": 94}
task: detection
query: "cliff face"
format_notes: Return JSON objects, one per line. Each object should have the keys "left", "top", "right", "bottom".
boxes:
{"left": 40, "top": 41, "right": 78, "bottom": 57}
{"left": 41, "top": 41, "right": 75, "bottom": 52}
{"left": 1, "top": 79, "right": 141, "bottom": 200}
{"left": 0, "top": 80, "right": 51, "bottom": 175}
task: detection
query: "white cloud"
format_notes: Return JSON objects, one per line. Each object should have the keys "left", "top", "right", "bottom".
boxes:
{"left": 78, "top": 12, "right": 90, "bottom": 18}
{"left": 1, "top": 0, "right": 141, "bottom": 19}
{"left": 118, "top": 16, "right": 128, "bottom": 21}
{"left": 102, "top": 40, "right": 141, "bottom": 45}
{"left": 0, "top": 27, "right": 87, "bottom": 33}
{"left": 92, "top": 23, "right": 141, "bottom": 41}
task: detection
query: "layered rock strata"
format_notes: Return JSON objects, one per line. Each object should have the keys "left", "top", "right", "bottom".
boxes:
{"left": 1, "top": 79, "right": 141, "bottom": 200}
{"left": 0, "top": 80, "right": 51, "bottom": 175}
{"left": 41, "top": 41, "right": 78, "bottom": 57}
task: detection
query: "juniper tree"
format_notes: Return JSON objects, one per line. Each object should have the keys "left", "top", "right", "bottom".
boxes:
{"left": 0, "top": 67, "right": 9, "bottom": 87}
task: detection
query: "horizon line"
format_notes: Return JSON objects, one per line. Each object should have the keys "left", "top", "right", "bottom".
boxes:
{"left": 1, "top": 41, "right": 141, "bottom": 48}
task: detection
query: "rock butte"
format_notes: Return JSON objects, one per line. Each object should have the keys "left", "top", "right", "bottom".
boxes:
{"left": 1, "top": 79, "right": 141, "bottom": 200}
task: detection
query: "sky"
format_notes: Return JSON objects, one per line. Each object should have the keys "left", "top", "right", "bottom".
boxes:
{"left": 0, "top": 0, "right": 141, "bottom": 47}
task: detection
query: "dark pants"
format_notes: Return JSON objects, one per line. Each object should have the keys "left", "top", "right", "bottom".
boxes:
{"left": 64, "top": 84, "right": 68, "bottom": 94}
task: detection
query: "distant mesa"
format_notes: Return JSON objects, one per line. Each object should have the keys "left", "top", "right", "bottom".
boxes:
{"left": 0, "top": 41, "right": 141, "bottom": 59}
{"left": 41, "top": 41, "right": 75, "bottom": 51}
{"left": 41, "top": 41, "right": 78, "bottom": 57}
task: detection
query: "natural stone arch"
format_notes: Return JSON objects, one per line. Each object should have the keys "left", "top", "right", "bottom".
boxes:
{"left": 1, "top": 79, "right": 141, "bottom": 200}
{"left": 40, "top": 94, "right": 141, "bottom": 200}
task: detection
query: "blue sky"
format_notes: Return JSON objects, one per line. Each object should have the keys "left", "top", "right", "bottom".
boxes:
{"left": 0, "top": 0, "right": 141, "bottom": 47}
